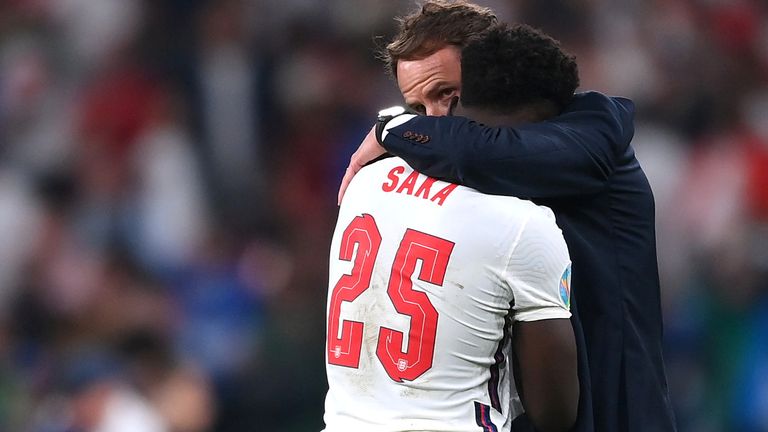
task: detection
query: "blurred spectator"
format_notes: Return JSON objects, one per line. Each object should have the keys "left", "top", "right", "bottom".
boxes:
{"left": 29, "top": 349, "right": 166, "bottom": 432}
{"left": 131, "top": 90, "right": 209, "bottom": 272}
{"left": 0, "top": 0, "right": 766, "bottom": 431}
{"left": 186, "top": 0, "right": 270, "bottom": 230}
{"left": 0, "top": 172, "right": 40, "bottom": 320}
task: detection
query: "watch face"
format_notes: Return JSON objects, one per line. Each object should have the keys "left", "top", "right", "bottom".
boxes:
{"left": 378, "top": 106, "right": 407, "bottom": 118}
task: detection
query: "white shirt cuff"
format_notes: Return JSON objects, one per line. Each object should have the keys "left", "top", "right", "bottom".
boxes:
{"left": 381, "top": 114, "right": 417, "bottom": 141}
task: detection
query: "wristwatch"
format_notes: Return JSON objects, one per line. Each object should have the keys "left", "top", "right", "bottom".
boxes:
{"left": 375, "top": 106, "right": 410, "bottom": 144}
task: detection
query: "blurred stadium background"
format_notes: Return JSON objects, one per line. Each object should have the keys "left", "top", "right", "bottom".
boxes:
{"left": 0, "top": 0, "right": 766, "bottom": 431}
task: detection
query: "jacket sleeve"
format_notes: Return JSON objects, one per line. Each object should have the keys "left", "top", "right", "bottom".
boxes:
{"left": 380, "top": 92, "right": 635, "bottom": 199}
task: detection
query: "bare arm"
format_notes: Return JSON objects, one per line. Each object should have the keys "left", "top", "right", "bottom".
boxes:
{"left": 513, "top": 318, "right": 579, "bottom": 432}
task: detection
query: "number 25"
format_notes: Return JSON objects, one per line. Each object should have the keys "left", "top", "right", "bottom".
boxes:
{"left": 327, "top": 214, "right": 454, "bottom": 382}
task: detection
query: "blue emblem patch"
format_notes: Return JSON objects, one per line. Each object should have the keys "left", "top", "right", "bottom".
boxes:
{"left": 560, "top": 265, "right": 571, "bottom": 307}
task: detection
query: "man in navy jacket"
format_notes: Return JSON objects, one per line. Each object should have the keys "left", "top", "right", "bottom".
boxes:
{"left": 338, "top": 2, "right": 676, "bottom": 431}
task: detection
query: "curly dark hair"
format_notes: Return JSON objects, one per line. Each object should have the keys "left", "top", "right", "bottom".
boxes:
{"left": 460, "top": 23, "right": 580, "bottom": 112}
{"left": 380, "top": 1, "right": 497, "bottom": 79}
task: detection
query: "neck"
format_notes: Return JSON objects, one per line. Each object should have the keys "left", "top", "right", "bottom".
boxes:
{"left": 459, "top": 100, "right": 559, "bottom": 127}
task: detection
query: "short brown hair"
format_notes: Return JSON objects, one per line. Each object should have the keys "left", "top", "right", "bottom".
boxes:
{"left": 381, "top": 1, "right": 497, "bottom": 79}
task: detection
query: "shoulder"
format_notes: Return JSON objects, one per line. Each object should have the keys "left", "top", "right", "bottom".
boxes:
{"left": 571, "top": 91, "right": 634, "bottom": 113}
{"left": 458, "top": 190, "right": 556, "bottom": 225}
{"left": 498, "top": 202, "right": 568, "bottom": 278}
{"left": 516, "top": 204, "right": 565, "bottom": 250}
{"left": 504, "top": 204, "right": 571, "bottom": 319}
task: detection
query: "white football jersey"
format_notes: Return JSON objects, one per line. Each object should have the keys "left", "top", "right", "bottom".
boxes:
{"left": 323, "top": 157, "right": 571, "bottom": 432}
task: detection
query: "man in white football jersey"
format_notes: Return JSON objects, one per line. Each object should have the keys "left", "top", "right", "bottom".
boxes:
{"left": 323, "top": 24, "right": 579, "bottom": 432}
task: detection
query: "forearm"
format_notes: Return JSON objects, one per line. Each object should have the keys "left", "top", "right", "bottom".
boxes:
{"left": 381, "top": 92, "right": 633, "bottom": 199}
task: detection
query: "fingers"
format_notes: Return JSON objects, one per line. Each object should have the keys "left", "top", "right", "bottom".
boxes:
{"left": 338, "top": 125, "right": 384, "bottom": 205}
{"left": 337, "top": 165, "right": 357, "bottom": 205}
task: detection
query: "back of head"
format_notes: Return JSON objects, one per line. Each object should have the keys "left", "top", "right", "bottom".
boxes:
{"left": 460, "top": 23, "right": 580, "bottom": 115}
{"left": 383, "top": 0, "right": 497, "bottom": 79}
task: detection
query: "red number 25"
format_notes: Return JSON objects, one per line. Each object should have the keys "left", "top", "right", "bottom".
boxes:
{"left": 327, "top": 214, "right": 454, "bottom": 382}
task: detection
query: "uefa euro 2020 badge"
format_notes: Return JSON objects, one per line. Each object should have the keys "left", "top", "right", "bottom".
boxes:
{"left": 560, "top": 264, "right": 572, "bottom": 308}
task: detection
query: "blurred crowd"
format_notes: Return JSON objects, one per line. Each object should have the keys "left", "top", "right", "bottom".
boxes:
{"left": 0, "top": 0, "right": 765, "bottom": 431}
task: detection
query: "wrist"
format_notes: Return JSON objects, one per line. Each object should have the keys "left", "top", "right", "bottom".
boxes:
{"left": 375, "top": 106, "right": 416, "bottom": 144}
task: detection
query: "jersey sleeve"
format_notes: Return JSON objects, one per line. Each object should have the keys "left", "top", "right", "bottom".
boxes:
{"left": 380, "top": 92, "right": 634, "bottom": 199}
{"left": 504, "top": 208, "right": 572, "bottom": 322}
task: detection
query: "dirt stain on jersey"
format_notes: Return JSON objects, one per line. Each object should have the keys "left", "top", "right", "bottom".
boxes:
{"left": 349, "top": 288, "right": 389, "bottom": 396}
{"left": 399, "top": 384, "right": 418, "bottom": 399}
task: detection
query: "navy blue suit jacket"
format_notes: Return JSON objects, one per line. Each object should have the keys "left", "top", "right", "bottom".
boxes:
{"left": 381, "top": 92, "right": 677, "bottom": 432}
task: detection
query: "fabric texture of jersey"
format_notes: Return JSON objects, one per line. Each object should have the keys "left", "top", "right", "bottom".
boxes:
{"left": 323, "top": 157, "right": 571, "bottom": 432}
